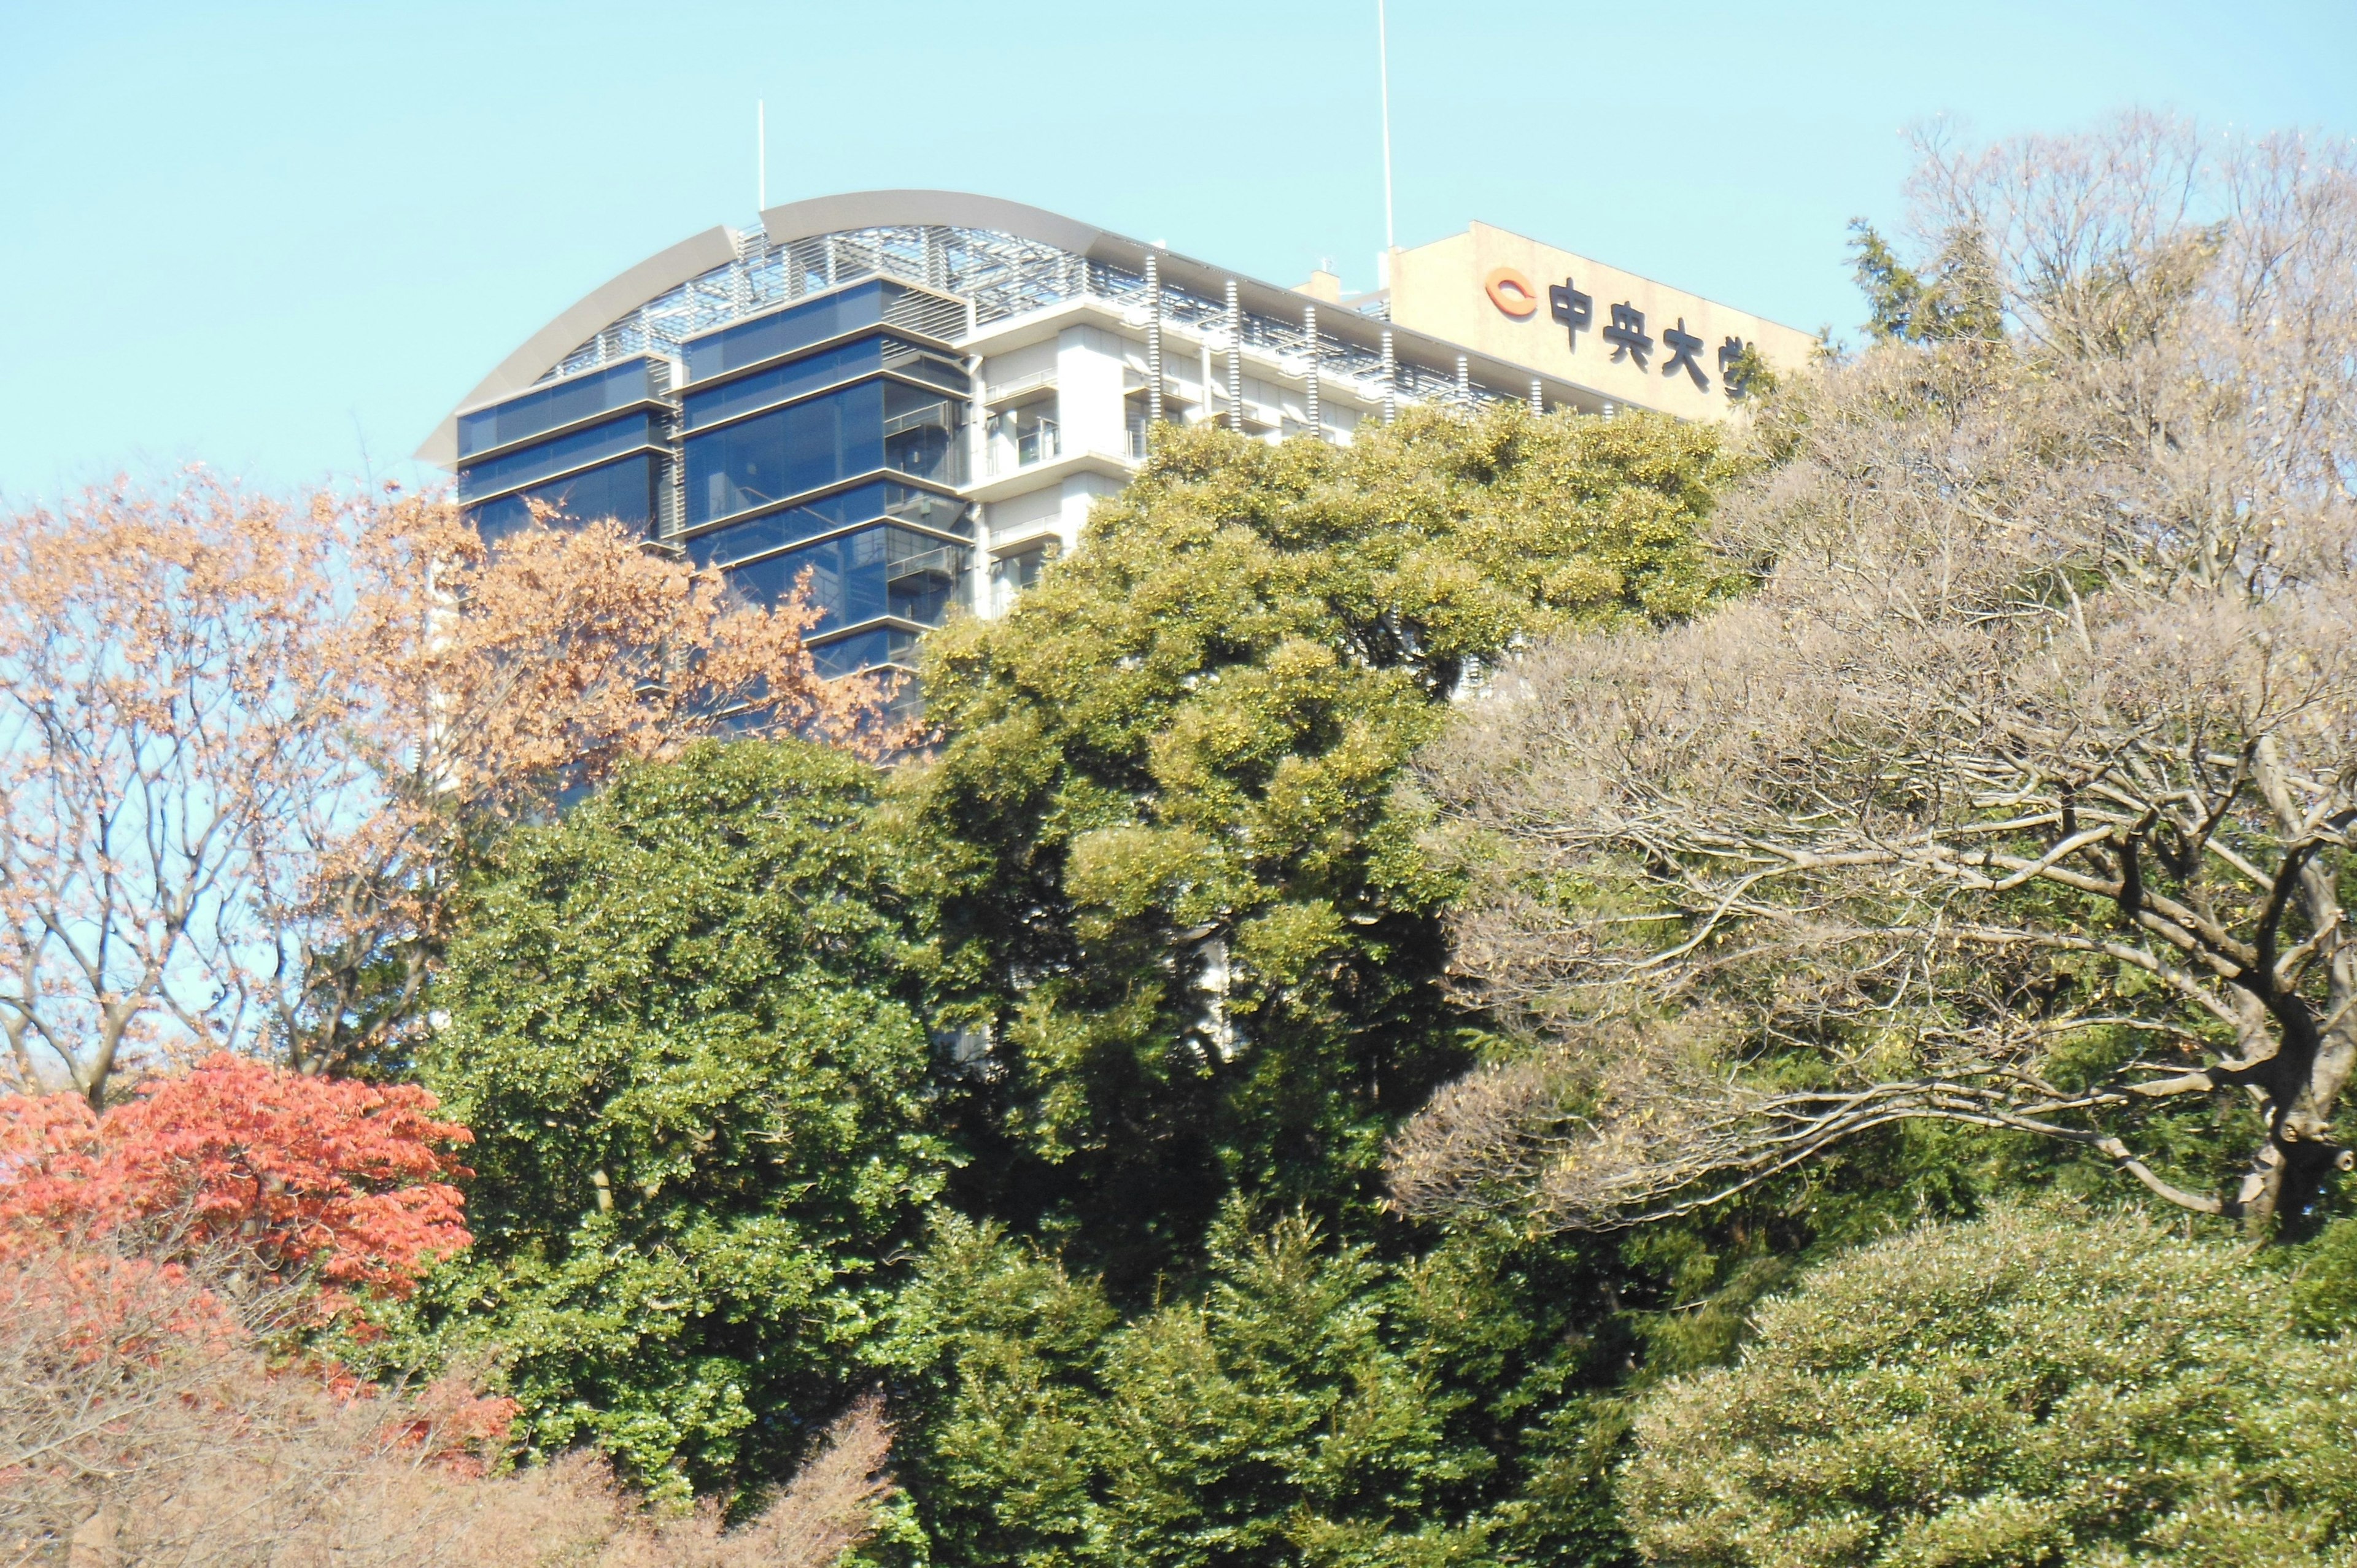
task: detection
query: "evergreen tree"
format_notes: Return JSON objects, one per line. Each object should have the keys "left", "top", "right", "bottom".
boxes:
{"left": 376, "top": 741, "right": 950, "bottom": 1500}
{"left": 896, "top": 409, "right": 1730, "bottom": 1292}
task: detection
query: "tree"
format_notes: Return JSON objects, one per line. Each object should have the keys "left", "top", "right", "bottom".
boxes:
{"left": 383, "top": 741, "right": 948, "bottom": 1500}
{"left": 1392, "top": 117, "right": 2357, "bottom": 1240}
{"left": 0, "top": 479, "right": 874, "bottom": 1104}
{"left": 0, "top": 1052, "right": 471, "bottom": 1303}
{"left": 896, "top": 408, "right": 1732, "bottom": 1290}
{"left": 1618, "top": 1204, "right": 2357, "bottom": 1567}
{"left": 884, "top": 1205, "right": 1635, "bottom": 1568}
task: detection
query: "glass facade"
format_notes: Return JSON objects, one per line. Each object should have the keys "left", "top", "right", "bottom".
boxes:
{"left": 724, "top": 524, "right": 964, "bottom": 638}
{"left": 682, "top": 377, "right": 965, "bottom": 527}
{"left": 465, "top": 453, "right": 659, "bottom": 546}
{"left": 456, "top": 272, "right": 977, "bottom": 701}
{"left": 681, "top": 480, "right": 970, "bottom": 571}
{"left": 682, "top": 278, "right": 907, "bottom": 381}
{"left": 456, "top": 411, "right": 659, "bottom": 501}
{"left": 457, "top": 358, "right": 657, "bottom": 457}
{"left": 680, "top": 335, "right": 967, "bottom": 430}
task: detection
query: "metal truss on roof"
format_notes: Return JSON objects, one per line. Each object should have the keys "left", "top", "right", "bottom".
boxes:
{"left": 543, "top": 223, "right": 1510, "bottom": 412}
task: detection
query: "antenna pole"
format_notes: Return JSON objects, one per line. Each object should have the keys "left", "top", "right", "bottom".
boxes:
{"left": 757, "top": 99, "right": 767, "bottom": 212}
{"left": 1377, "top": 0, "right": 1395, "bottom": 258}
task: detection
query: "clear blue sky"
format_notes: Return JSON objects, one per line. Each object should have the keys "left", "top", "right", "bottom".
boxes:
{"left": 2, "top": 1, "right": 2351, "bottom": 503}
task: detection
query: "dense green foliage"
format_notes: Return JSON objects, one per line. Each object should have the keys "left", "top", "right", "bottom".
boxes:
{"left": 382, "top": 741, "right": 949, "bottom": 1499}
{"left": 898, "top": 409, "right": 1730, "bottom": 1290}
{"left": 1622, "top": 1205, "right": 2357, "bottom": 1567}
{"left": 883, "top": 1207, "right": 1634, "bottom": 1568}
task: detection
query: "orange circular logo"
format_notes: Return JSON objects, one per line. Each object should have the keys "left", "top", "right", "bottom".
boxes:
{"left": 1484, "top": 266, "right": 1539, "bottom": 317}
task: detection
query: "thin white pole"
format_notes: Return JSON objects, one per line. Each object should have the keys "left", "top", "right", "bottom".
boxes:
{"left": 1376, "top": 0, "right": 1395, "bottom": 258}
{"left": 757, "top": 99, "right": 767, "bottom": 212}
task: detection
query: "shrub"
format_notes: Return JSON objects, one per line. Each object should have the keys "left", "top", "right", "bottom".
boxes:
{"left": 1619, "top": 1205, "right": 2357, "bottom": 1567}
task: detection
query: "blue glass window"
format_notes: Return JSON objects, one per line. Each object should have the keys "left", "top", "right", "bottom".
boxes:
{"left": 682, "top": 481, "right": 970, "bottom": 571}
{"left": 457, "top": 412, "right": 657, "bottom": 501}
{"left": 457, "top": 360, "right": 656, "bottom": 457}
{"left": 683, "top": 279, "right": 900, "bottom": 381}
{"left": 680, "top": 336, "right": 969, "bottom": 431}
{"left": 464, "top": 453, "right": 657, "bottom": 547}
{"left": 681, "top": 380, "right": 971, "bottom": 527}
{"left": 807, "top": 624, "right": 923, "bottom": 679}
{"left": 683, "top": 381, "right": 881, "bottom": 525}
{"left": 723, "top": 524, "right": 964, "bottom": 635}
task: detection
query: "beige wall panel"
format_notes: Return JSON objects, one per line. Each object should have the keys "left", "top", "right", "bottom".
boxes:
{"left": 1389, "top": 222, "right": 1816, "bottom": 422}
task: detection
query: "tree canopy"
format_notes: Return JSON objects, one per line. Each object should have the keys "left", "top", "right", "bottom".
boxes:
{"left": 384, "top": 740, "right": 948, "bottom": 1499}
{"left": 896, "top": 407, "right": 1730, "bottom": 1289}
{"left": 1622, "top": 1205, "right": 2357, "bottom": 1567}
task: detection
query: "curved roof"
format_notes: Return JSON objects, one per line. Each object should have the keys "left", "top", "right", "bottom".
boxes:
{"left": 418, "top": 191, "right": 1126, "bottom": 466}
{"left": 419, "top": 190, "right": 1614, "bottom": 469}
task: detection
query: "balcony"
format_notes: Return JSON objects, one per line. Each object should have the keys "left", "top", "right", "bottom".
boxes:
{"left": 985, "top": 403, "right": 1061, "bottom": 477}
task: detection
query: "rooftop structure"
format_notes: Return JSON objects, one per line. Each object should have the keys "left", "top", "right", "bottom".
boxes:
{"left": 423, "top": 191, "right": 1811, "bottom": 703}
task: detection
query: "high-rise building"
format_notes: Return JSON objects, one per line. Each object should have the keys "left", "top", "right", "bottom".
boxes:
{"left": 419, "top": 192, "right": 1809, "bottom": 699}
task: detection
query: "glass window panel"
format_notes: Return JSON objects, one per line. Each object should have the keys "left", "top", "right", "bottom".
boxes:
{"left": 456, "top": 412, "right": 656, "bottom": 501}
{"left": 881, "top": 382, "right": 966, "bottom": 486}
{"left": 681, "top": 480, "right": 966, "bottom": 568}
{"left": 805, "top": 624, "right": 922, "bottom": 679}
{"left": 681, "top": 380, "right": 887, "bottom": 526}
{"left": 682, "top": 279, "right": 897, "bottom": 381}
{"left": 457, "top": 359, "right": 654, "bottom": 457}
{"left": 679, "top": 336, "right": 970, "bottom": 431}
{"left": 680, "top": 334, "right": 884, "bottom": 430}
{"left": 721, "top": 524, "right": 965, "bottom": 635}
{"left": 465, "top": 453, "right": 657, "bottom": 547}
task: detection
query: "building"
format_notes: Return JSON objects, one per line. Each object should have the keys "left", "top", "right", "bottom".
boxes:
{"left": 420, "top": 191, "right": 1811, "bottom": 700}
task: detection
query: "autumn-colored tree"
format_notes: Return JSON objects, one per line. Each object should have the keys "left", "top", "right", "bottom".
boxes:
{"left": 0, "top": 478, "right": 879, "bottom": 1103}
{"left": 0, "top": 1052, "right": 472, "bottom": 1300}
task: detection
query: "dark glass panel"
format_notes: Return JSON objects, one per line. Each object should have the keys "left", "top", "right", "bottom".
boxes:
{"left": 465, "top": 453, "right": 657, "bottom": 547}
{"left": 680, "top": 334, "right": 886, "bottom": 430}
{"left": 722, "top": 524, "right": 964, "bottom": 635}
{"left": 681, "top": 481, "right": 962, "bottom": 568}
{"left": 681, "top": 380, "right": 886, "bottom": 526}
{"left": 882, "top": 382, "right": 965, "bottom": 485}
{"left": 457, "top": 360, "right": 654, "bottom": 457}
{"left": 805, "top": 624, "right": 922, "bottom": 679}
{"left": 456, "top": 412, "right": 657, "bottom": 501}
{"left": 681, "top": 279, "right": 897, "bottom": 381}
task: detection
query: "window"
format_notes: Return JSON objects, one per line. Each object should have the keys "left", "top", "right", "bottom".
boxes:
{"left": 457, "top": 360, "right": 656, "bottom": 457}
{"left": 457, "top": 412, "right": 658, "bottom": 501}
{"left": 806, "top": 623, "right": 922, "bottom": 679}
{"left": 683, "top": 379, "right": 969, "bottom": 527}
{"left": 465, "top": 453, "right": 657, "bottom": 546}
{"left": 986, "top": 396, "right": 1061, "bottom": 476}
{"left": 990, "top": 540, "right": 1055, "bottom": 614}
{"left": 883, "top": 383, "right": 966, "bottom": 485}
{"left": 722, "top": 523, "right": 967, "bottom": 634}
{"left": 681, "top": 279, "right": 897, "bottom": 381}
{"left": 680, "top": 335, "right": 967, "bottom": 431}
{"left": 681, "top": 481, "right": 970, "bottom": 571}
{"left": 683, "top": 381, "right": 882, "bottom": 525}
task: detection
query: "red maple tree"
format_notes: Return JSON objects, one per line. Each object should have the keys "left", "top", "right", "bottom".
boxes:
{"left": 0, "top": 1052, "right": 472, "bottom": 1300}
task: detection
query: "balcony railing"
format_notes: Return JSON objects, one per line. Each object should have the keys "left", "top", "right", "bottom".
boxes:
{"left": 987, "top": 417, "right": 1060, "bottom": 476}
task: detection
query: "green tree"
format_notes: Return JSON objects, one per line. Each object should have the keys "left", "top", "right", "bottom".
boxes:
{"left": 381, "top": 740, "right": 950, "bottom": 1500}
{"left": 1621, "top": 1204, "right": 2357, "bottom": 1567}
{"left": 897, "top": 409, "right": 1730, "bottom": 1291}
{"left": 886, "top": 1206, "right": 1641, "bottom": 1568}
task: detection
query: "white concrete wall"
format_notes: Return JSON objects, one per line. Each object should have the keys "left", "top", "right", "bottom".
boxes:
{"left": 1056, "top": 324, "right": 1129, "bottom": 458}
